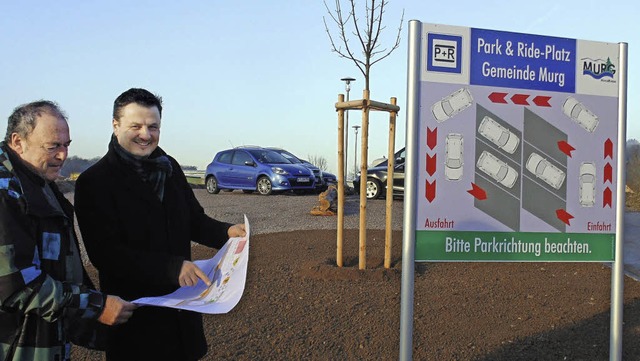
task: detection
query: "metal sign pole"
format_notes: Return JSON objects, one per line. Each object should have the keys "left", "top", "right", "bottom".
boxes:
{"left": 399, "top": 19, "right": 421, "bottom": 361}
{"left": 610, "top": 41, "right": 628, "bottom": 361}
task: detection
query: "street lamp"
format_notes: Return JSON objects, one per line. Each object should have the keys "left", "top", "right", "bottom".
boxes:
{"left": 352, "top": 125, "right": 361, "bottom": 177}
{"left": 340, "top": 77, "right": 355, "bottom": 183}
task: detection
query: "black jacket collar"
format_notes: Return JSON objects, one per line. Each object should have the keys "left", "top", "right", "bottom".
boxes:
{"left": 103, "top": 145, "right": 171, "bottom": 206}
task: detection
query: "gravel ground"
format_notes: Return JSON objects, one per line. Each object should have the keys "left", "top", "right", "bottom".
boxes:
{"left": 65, "top": 188, "right": 403, "bottom": 264}
{"left": 66, "top": 187, "right": 640, "bottom": 360}
{"left": 193, "top": 189, "right": 404, "bottom": 234}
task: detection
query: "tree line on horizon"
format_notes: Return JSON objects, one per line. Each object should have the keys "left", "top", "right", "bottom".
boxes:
{"left": 60, "top": 156, "right": 198, "bottom": 178}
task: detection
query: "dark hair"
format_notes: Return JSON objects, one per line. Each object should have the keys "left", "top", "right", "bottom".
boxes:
{"left": 5, "top": 100, "right": 67, "bottom": 143}
{"left": 112, "top": 88, "right": 163, "bottom": 120}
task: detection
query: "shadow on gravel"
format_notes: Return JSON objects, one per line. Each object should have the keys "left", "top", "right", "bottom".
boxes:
{"left": 475, "top": 298, "right": 640, "bottom": 361}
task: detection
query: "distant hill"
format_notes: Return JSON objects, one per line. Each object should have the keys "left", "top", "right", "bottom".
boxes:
{"left": 60, "top": 156, "right": 200, "bottom": 178}
{"left": 627, "top": 139, "right": 640, "bottom": 192}
{"left": 60, "top": 156, "right": 100, "bottom": 178}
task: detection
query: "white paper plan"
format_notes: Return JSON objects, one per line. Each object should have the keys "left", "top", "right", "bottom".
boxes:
{"left": 133, "top": 214, "right": 250, "bottom": 314}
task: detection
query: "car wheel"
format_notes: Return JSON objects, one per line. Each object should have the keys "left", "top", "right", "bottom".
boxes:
{"left": 257, "top": 176, "right": 273, "bottom": 195}
{"left": 205, "top": 176, "right": 220, "bottom": 194}
{"left": 365, "top": 178, "right": 382, "bottom": 199}
{"left": 242, "top": 190, "right": 253, "bottom": 194}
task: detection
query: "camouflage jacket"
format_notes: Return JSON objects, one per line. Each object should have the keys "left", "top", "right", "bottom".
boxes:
{"left": 0, "top": 143, "right": 106, "bottom": 361}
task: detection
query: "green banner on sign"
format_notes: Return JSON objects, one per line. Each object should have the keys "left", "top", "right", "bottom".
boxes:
{"left": 416, "top": 230, "right": 615, "bottom": 262}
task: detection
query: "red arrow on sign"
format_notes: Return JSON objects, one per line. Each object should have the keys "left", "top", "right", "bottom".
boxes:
{"left": 425, "top": 180, "right": 436, "bottom": 203}
{"left": 604, "top": 139, "right": 613, "bottom": 159}
{"left": 604, "top": 163, "right": 613, "bottom": 184}
{"left": 533, "top": 96, "right": 551, "bottom": 107}
{"left": 427, "top": 127, "right": 437, "bottom": 150}
{"left": 511, "top": 94, "right": 530, "bottom": 105}
{"left": 604, "top": 138, "right": 613, "bottom": 159}
{"left": 557, "top": 140, "right": 575, "bottom": 157}
{"left": 467, "top": 183, "right": 487, "bottom": 200}
{"left": 603, "top": 187, "right": 612, "bottom": 208}
{"left": 556, "top": 209, "right": 574, "bottom": 225}
{"left": 426, "top": 154, "right": 437, "bottom": 176}
{"left": 488, "top": 92, "right": 508, "bottom": 104}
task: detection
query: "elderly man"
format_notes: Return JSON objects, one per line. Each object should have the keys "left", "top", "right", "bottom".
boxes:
{"left": 0, "top": 100, "right": 136, "bottom": 360}
{"left": 74, "top": 88, "right": 246, "bottom": 360}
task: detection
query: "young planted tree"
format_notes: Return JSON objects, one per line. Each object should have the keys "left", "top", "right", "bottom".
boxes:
{"left": 324, "top": 0, "right": 404, "bottom": 269}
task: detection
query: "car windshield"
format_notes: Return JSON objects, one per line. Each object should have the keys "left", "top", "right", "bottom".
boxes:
{"left": 571, "top": 105, "right": 582, "bottom": 119}
{"left": 442, "top": 101, "right": 454, "bottom": 115}
{"left": 248, "top": 149, "right": 292, "bottom": 164}
{"left": 447, "top": 158, "right": 462, "bottom": 168}
{"left": 496, "top": 165, "right": 507, "bottom": 180}
{"left": 281, "top": 153, "right": 302, "bottom": 164}
{"left": 498, "top": 132, "right": 509, "bottom": 146}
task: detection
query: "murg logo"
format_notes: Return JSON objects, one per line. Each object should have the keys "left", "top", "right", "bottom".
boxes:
{"left": 581, "top": 57, "right": 616, "bottom": 80}
{"left": 427, "top": 33, "right": 462, "bottom": 74}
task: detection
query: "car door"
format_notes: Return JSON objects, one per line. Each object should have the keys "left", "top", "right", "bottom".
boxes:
{"left": 392, "top": 162, "right": 405, "bottom": 193}
{"left": 230, "top": 150, "right": 257, "bottom": 188}
{"left": 214, "top": 150, "right": 235, "bottom": 186}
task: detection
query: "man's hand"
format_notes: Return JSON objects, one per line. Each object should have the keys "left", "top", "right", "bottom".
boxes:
{"left": 179, "top": 260, "right": 211, "bottom": 287}
{"left": 98, "top": 295, "right": 136, "bottom": 326}
{"left": 228, "top": 223, "right": 246, "bottom": 238}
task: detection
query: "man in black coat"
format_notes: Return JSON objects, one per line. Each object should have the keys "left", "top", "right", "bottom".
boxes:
{"left": 0, "top": 100, "right": 135, "bottom": 360}
{"left": 74, "top": 88, "right": 246, "bottom": 360}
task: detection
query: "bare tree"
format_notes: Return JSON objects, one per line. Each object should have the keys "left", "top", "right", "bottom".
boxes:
{"left": 325, "top": 0, "right": 403, "bottom": 270}
{"left": 323, "top": 0, "right": 404, "bottom": 91}
{"left": 307, "top": 154, "right": 329, "bottom": 171}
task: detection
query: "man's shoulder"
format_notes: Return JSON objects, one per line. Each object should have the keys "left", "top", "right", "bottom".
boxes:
{"left": 0, "top": 151, "right": 23, "bottom": 200}
{"left": 76, "top": 156, "right": 113, "bottom": 183}
{"left": 0, "top": 173, "right": 22, "bottom": 201}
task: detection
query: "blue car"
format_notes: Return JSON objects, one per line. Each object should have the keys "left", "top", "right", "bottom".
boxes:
{"left": 205, "top": 147, "right": 316, "bottom": 195}
{"left": 267, "top": 147, "right": 337, "bottom": 192}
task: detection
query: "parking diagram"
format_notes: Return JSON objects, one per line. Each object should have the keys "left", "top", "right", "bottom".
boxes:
{"left": 470, "top": 104, "right": 575, "bottom": 231}
{"left": 474, "top": 104, "right": 522, "bottom": 230}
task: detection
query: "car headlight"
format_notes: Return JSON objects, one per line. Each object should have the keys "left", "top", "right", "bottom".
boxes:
{"left": 272, "top": 167, "right": 288, "bottom": 175}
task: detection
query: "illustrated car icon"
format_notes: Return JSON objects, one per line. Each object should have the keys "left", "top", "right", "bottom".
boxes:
{"left": 562, "top": 96, "right": 599, "bottom": 133}
{"left": 478, "top": 116, "right": 520, "bottom": 154}
{"left": 476, "top": 150, "right": 518, "bottom": 188}
{"left": 431, "top": 87, "right": 473, "bottom": 122}
{"left": 525, "top": 152, "right": 566, "bottom": 190}
{"left": 579, "top": 162, "right": 596, "bottom": 207}
{"left": 444, "top": 133, "right": 463, "bottom": 180}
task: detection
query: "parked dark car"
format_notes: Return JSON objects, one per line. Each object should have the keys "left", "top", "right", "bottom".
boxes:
{"left": 267, "top": 147, "right": 337, "bottom": 192}
{"left": 205, "top": 147, "right": 316, "bottom": 195}
{"left": 353, "top": 148, "right": 405, "bottom": 199}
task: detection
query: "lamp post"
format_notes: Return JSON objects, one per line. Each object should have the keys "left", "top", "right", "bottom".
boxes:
{"left": 340, "top": 77, "right": 355, "bottom": 184}
{"left": 352, "top": 125, "right": 361, "bottom": 178}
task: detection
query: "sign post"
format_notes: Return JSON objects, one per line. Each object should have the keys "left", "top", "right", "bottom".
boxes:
{"left": 400, "top": 20, "right": 627, "bottom": 360}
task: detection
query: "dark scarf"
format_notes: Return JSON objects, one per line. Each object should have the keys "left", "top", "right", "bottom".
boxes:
{"left": 109, "top": 135, "right": 173, "bottom": 201}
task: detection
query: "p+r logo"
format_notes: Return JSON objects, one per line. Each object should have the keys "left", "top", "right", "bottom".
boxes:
{"left": 427, "top": 33, "right": 462, "bottom": 74}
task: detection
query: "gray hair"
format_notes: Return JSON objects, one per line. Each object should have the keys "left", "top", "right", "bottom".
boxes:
{"left": 4, "top": 100, "right": 68, "bottom": 143}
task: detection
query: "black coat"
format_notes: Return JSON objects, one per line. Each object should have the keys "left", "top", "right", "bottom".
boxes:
{"left": 74, "top": 146, "right": 231, "bottom": 361}
{"left": 0, "top": 143, "right": 107, "bottom": 359}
